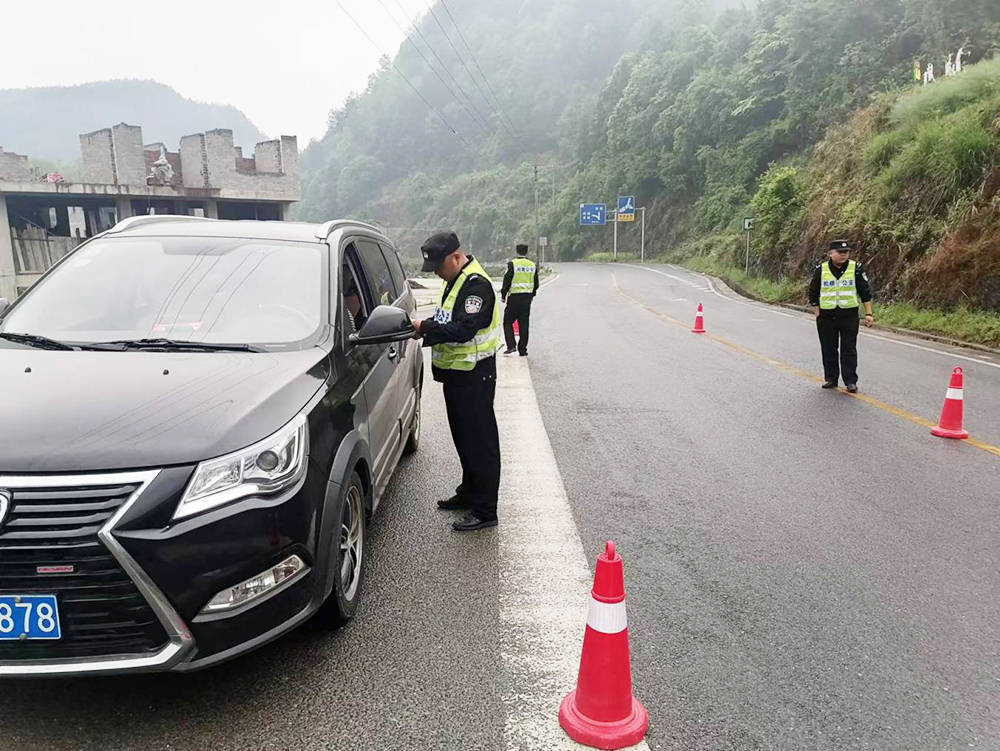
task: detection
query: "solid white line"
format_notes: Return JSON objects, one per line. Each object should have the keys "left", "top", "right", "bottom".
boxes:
{"left": 497, "top": 357, "right": 649, "bottom": 751}
{"left": 627, "top": 263, "right": 1000, "bottom": 369}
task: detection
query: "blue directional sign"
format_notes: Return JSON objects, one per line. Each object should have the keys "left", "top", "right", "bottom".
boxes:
{"left": 617, "top": 196, "right": 636, "bottom": 222}
{"left": 580, "top": 203, "right": 607, "bottom": 226}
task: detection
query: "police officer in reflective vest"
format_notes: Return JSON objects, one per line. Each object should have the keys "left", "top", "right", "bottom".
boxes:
{"left": 412, "top": 231, "right": 502, "bottom": 532}
{"left": 501, "top": 244, "right": 539, "bottom": 356}
{"left": 809, "top": 240, "right": 874, "bottom": 393}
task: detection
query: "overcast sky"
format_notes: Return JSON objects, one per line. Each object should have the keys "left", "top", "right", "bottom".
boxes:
{"left": 0, "top": 0, "right": 430, "bottom": 145}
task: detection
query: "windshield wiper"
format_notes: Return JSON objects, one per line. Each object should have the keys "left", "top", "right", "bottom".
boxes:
{"left": 0, "top": 332, "right": 77, "bottom": 351}
{"left": 102, "top": 338, "right": 263, "bottom": 353}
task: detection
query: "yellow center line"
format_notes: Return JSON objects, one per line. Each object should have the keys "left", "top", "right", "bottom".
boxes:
{"left": 612, "top": 274, "right": 1000, "bottom": 460}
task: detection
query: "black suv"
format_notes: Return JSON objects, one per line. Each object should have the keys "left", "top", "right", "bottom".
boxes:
{"left": 0, "top": 216, "right": 422, "bottom": 675}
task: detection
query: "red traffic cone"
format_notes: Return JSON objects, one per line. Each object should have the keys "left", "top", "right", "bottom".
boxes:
{"left": 559, "top": 541, "right": 648, "bottom": 750}
{"left": 513, "top": 320, "right": 520, "bottom": 337}
{"left": 692, "top": 302, "right": 706, "bottom": 334}
{"left": 931, "top": 367, "right": 969, "bottom": 439}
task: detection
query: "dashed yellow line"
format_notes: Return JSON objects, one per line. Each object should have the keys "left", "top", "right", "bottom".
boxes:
{"left": 612, "top": 275, "right": 1000, "bottom": 460}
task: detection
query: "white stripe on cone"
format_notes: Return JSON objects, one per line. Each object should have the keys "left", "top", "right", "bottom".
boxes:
{"left": 946, "top": 388, "right": 964, "bottom": 401}
{"left": 586, "top": 599, "right": 628, "bottom": 634}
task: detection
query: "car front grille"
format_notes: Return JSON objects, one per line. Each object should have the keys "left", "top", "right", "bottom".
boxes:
{"left": 0, "top": 481, "right": 169, "bottom": 661}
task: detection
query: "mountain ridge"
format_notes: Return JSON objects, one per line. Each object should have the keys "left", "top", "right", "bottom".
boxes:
{"left": 0, "top": 79, "right": 267, "bottom": 162}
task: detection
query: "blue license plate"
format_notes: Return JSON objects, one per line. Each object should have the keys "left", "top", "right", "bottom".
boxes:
{"left": 0, "top": 595, "right": 61, "bottom": 640}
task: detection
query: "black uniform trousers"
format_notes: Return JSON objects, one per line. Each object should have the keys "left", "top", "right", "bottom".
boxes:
{"left": 503, "top": 295, "right": 532, "bottom": 354}
{"left": 817, "top": 312, "right": 860, "bottom": 384}
{"left": 442, "top": 366, "right": 501, "bottom": 519}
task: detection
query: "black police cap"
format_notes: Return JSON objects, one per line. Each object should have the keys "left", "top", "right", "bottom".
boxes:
{"left": 516, "top": 243, "right": 529, "bottom": 255}
{"left": 421, "top": 231, "right": 461, "bottom": 272}
{"left": 829, "top": 239, "right": 852, "bottom": 251}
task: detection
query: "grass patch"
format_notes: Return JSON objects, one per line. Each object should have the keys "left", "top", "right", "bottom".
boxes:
{"left": 681, "top": 257, "right": 803, "bottom": 304}
{"left": 876, "top": 302, "right": 1000, "bottom": 347}
{"left": 585, "top": 252, "right": 639, "bottom": 263}
{"left": 678, "top": 258, "right": 1000, "bottom": 347}
{"left": 891, "top": 57, "right": 1000, "bottom": 127}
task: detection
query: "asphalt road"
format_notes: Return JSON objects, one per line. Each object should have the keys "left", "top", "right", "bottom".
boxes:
{"left": 530, "top": 262, "right": 999, "bottom": 750}
{"left": 2, "top": 263, "right": 998, "bottom": 750}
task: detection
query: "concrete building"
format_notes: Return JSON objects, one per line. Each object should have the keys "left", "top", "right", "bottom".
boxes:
{"left": 0, "top": 123, "right": 300, "bottom": 300}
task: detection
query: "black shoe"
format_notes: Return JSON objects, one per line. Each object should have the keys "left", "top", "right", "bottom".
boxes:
{"left": 452, "top": 513, "right": 498, "bottom": 532}
{"left": 519, "top": 352, "right": 528, "bottom": 357}
{"left": 437, "top": 495, "right": 473, "bottom": 510}
{"left": 502, "top": 348, "right": 517, "bottom": 355}
{"left": 822, "top": 380, "right": 838, "bottom": 389}
{"left": 846, "top": 383, "right": 858, "bottom": 393}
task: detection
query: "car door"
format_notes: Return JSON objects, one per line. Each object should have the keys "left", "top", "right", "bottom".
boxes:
{"left": 341, "top": 242, "right": 397, "bottom": 487}
{"left": 378, "top": 239, "right": 420, "bottom": 430}
{"left": 353, "top": 238, "right": 410, "bottom": 490}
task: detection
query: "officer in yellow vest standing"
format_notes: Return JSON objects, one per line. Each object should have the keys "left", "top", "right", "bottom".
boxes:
{"left": 809, "top": 240, "right": 874, "bottom": 393}
{"left": 412, "top": 231, "right": 502, "bottom": 532}
{"left": 501, "top": 243, "right": 539, "bottom": 356}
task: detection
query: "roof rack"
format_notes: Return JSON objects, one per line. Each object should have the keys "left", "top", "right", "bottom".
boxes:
{"left": 106, "top": 215, "right": 214, "bottom": 235}
{"left": 314, "top": 219, "right": 386, "bottom": 241}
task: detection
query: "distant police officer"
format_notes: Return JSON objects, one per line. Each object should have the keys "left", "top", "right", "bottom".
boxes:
{"left": 501, "top": 244, "right": 539, "bottom": 356}
{"left": 809, "top": 240, "right": 874, "bottom": 393}
{"left": 411, "top": 231, "right": 502, "bottom": 532}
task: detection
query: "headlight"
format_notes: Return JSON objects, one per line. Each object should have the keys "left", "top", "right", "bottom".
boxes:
{"left": 174, "top": 414, "right": 309, "bottom": 520}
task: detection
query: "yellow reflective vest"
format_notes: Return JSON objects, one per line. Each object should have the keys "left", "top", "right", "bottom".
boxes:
{"left": 432, "top": 258, "right": 502, "bottom": 371}
{"left": 819, "top": 261, "right": 859, "bottom": 310}
{"left": 509, "top": 257, "right": 536, "bottom": 295}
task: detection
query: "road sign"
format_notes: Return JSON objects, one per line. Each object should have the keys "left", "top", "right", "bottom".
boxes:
{"left": 617, "top": 196, "right": 636, "bottom": 223}
{"left": 743, "top": 217, "right": 755, "bottom": 231}
{"left": 539, "top": 236, "right": 548, "bottom": 247}
{"left": 580, "top": 203, "right": 607, "bottom": 226}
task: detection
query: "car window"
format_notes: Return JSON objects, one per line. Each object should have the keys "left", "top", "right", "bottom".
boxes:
{"left": 379, "top": 242, "right": 408, "bottom": 299}
{"left": 2, "top": 236, "right": 324, "bottom": 347}
{"left": 342, "top": 246, "right": 370, "bottom": 335}
{"left": 355, "top": 238, "right": 396, "bottom": 307}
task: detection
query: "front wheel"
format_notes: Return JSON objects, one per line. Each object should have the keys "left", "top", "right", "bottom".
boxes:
{"left": 403, "top": 383, "right": 421, "bottom": 455}
{"left": 314, "top": 471, "right": 366, "bottom": 628}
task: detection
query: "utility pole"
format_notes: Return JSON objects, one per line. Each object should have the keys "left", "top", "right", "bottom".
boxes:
{"left": 613, "top": 209, "right": 618, "bottom": 261}
{"left": 533, "top": 164, "right": 541, "bottom": 265}
{"left": 639, "top": 207, "right": 646, "bottom": 263}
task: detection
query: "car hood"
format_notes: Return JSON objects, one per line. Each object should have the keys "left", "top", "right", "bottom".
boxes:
{"left": 0, "top": 347, "right": 329, "bottom": 472}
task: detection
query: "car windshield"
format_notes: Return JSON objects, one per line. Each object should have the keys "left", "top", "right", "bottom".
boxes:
{"left": 1, "top": 236, "right": 325, "bottom": 347}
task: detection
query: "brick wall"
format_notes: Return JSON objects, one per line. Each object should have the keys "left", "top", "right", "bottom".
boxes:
{"left": 110, "top": 124, "right": 146, "bottom": 186}
{"left": 80, "top": 129, "right": 115, "bottom": 184}
{"left": 254, "top": 140, "right": 282, "bottom": 173}
{"left": 0, "top": 148, "right": 31, "bottom": 181}
{"left": 179, "top": 134, "right": 208, "bottom": 189}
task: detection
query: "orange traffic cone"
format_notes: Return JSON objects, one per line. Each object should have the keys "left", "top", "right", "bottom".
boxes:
{"left": 559, "top": 541, "right": 648, "bottom": 750}
{"left": 691, "top": 302, "right": 706, "bottom": 334}
{"left": 931, "top": 367, "right": 969, "bottom": 439}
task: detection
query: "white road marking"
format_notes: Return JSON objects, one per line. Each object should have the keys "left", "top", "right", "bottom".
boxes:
{"left": 497, "top": 357, "right": 649, "bottom": 751}
{"left": 627, "top": 263, "right": 1000, "bottom": 369}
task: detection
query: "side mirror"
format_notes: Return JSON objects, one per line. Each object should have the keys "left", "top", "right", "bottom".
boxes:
{"left": 349, "top": 305, "right": 415, "bottom": 346}
{"left": 0, "top": 299, "right": 9, "bottom": 319}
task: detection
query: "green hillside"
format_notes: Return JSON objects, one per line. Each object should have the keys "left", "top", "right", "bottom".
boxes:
{"left": 297, "top": 0, "right": 1000, "bottom": 329}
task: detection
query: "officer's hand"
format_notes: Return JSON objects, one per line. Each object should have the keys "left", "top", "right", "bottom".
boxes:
{"left": 864, "top": 314, "right": 874, "bottom": 328}
{"left": 411, "top": 319, "right": 423, "bottom": 338}
{"left": 812, "top": 306, "right": 820, "bottom": 318}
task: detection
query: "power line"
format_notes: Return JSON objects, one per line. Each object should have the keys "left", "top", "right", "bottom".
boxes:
{"left": 374, "top": 0, "right": 492, "bottom": 134}
{"left": 334, "top": 0, "right": 471, "bottom": 147}
{"left": 437, "top": 0, "right": 520, "bottom": 139}
{"left": 389, "top": 0, "right": 496, "bottom": 135}
{"left": 422, "top": 1, "right": 519, "bottom": 143}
